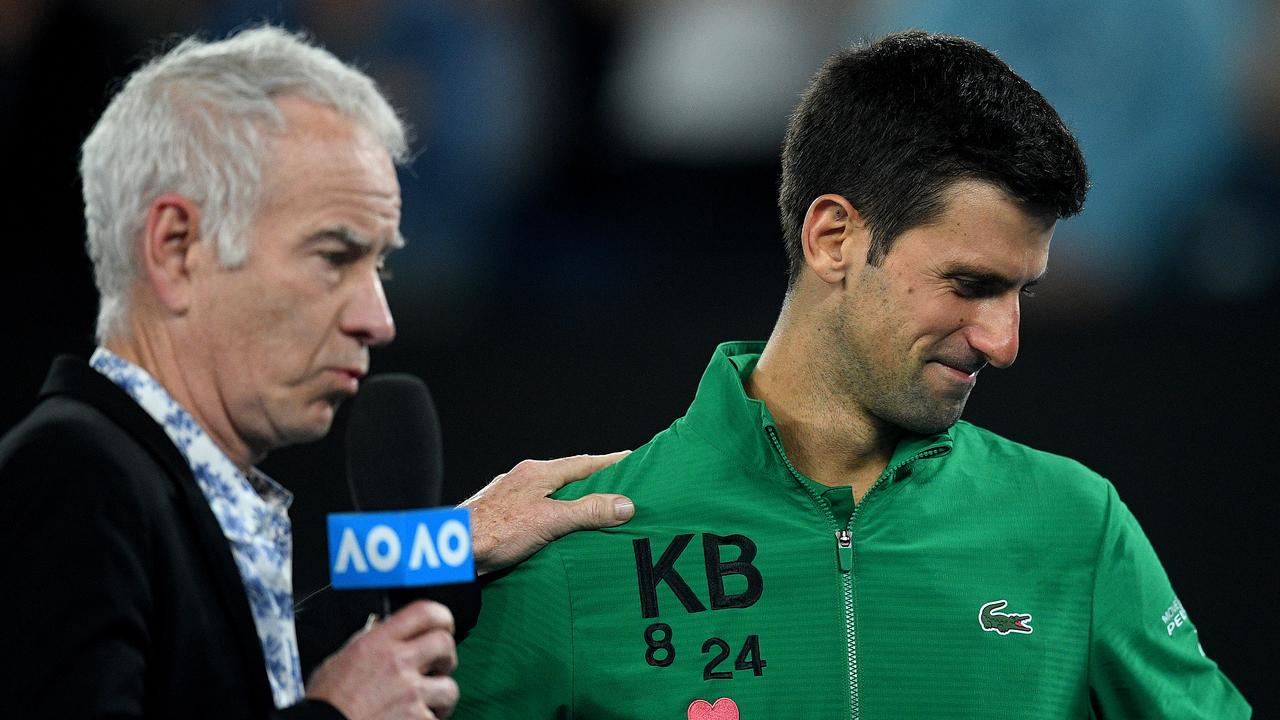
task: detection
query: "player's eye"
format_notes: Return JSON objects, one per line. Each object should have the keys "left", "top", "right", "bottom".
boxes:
{"left": 953, "top": 279, "right": 994, "bottom": 298}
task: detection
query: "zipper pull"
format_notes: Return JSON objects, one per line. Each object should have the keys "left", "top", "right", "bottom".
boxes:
{"left": 836, "top": 529, "right": 853, "bottom": 573}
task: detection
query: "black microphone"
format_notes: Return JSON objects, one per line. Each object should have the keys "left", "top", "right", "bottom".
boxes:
{"left": 296, "top": 373, "right": 477, "bottom": 677}
{"left": 344, "top": 373, "right": 445, "bottom": 616}
{"left": 345, "top": 373, "right": 444, "bottom": 511}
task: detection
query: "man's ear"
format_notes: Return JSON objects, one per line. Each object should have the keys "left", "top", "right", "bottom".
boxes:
{"left": 140, "top": 193, "right": 204, "bottom": 315}
{"left": 799, "top": 193, "right": 867, "bottom": 286}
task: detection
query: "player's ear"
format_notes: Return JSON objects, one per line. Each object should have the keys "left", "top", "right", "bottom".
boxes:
{"left": 140, "top": 192, "right": 205, "bottom": 315}
{"left": 800, "top": 194, "right": 869, "bottom": 286}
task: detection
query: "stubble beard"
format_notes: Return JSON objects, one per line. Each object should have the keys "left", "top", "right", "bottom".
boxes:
{"left": 830, "top": 303, "right": 969, "bottom": 437}
{"left": 846, "top": 353, "right": 969, "bottom": 435}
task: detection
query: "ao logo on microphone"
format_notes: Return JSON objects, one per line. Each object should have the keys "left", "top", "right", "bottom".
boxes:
{"left": 327, "top": 507, "right": 474, "bottom": 588}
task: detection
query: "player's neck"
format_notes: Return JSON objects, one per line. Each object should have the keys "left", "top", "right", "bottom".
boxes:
{"left": 749, "top": 321, "right": 897, "bottom": 501}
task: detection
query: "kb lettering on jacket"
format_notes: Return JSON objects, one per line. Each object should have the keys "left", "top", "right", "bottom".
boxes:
{"left": 633, "top": 533, "right": 764, "bottom": 619}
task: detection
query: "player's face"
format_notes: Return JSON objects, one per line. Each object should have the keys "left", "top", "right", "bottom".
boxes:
{"left": 189, "top": 96, "right": 401, "bottom": 455}
{"left": 832, "top": 180, "right": 1053, "bottom": 434}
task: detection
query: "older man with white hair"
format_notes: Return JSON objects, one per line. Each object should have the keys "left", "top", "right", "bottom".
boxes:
{"left": 0, "top": 25, "right": 634, "bottom": 720}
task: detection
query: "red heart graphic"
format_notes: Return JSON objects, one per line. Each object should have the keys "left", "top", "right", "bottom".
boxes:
{"left": 687, "top": 697, "right": 739, "bottom": 720}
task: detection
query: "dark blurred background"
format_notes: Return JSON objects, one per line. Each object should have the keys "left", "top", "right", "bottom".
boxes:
{"left": 2, "top": 0, "right": 1275, "bottom": 713}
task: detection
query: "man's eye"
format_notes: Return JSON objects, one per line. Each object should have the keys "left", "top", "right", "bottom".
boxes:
{"left": 1020, "top": 286, "right": 1038, "bottom": 298}
{"left": 377, "top": 257, "right": 393, "bottom": 281}
{"left": 320, "top": 247, "right": 365, "bottom": 268}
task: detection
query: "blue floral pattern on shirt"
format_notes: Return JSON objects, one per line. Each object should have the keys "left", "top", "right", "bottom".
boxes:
{"left": 91, "top": 348, "right": 304, "bottom": 708}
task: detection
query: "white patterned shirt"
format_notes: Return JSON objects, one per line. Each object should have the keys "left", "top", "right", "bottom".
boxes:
{"left": 91, "top": 348, "right": 304, "bottom": 708}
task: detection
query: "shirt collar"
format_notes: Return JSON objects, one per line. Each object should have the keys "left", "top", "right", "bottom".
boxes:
{"left": 89, "top": 348, "right": 293, "bottom": 529}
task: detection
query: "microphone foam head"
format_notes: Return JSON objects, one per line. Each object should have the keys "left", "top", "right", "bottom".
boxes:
{"left": 344, "top": 373, "right": 443, "bottom": 511}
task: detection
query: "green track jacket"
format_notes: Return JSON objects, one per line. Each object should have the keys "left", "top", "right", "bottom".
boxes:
{"left": 455, "top": 342, "right": 1249, "bottom": 719}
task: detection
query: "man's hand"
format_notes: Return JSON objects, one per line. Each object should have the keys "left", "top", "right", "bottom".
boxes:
{"left": 463, "top": 452, "right": 633, "bottom": 574}
{"left": 305, "top": 600, "right": 458, "bottom": 719}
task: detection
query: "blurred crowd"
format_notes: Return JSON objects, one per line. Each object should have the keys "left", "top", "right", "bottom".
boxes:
{"left": 4, "top": 1, "right": 1276, "bottom": 331}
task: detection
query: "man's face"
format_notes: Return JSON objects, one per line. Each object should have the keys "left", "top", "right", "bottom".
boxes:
{"left": 830, "top": 180, "right": 1053, "bottom": 434}
{"left": 185, "top": 96, "right": 401, "bottom": 455}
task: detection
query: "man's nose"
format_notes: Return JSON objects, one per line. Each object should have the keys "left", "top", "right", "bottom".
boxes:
{"left": 966, "top": 295, "right": 1020, "bottom": 369}
{"left": 342, "top": 269, "right": 396, "bottom": 347}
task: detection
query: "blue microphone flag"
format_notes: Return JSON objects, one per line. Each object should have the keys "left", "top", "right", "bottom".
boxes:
{"left": 327, "top": 507, "right": 474, "bottom": 589}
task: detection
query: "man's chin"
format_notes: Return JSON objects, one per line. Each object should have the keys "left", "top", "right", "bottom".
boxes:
{"left": 278, "top": 426, "right": 332, "bottom": 449}
{"left": 896, "top": 417, "right": 959, "bottom": 435}
{"left": 279, "top": 406, "right": 339, "bottom": 446}
{"left": 888, "top": 397, "right": 968, "bottom": 435}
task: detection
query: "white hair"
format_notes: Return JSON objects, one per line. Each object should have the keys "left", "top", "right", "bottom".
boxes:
{"left": 80, "top": 25, "right": 408, "bottom": 342}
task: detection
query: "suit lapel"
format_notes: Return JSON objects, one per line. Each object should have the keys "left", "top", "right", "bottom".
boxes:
{"left": 40, "top": 356, "right": 277, "bottom": 709}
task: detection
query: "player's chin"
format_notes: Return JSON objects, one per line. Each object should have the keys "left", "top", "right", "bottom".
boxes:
{"left": 896, "top": 394, "right": 968, "bottom": 434}
{"left": 898, "top": 415, "right": 961, "bottom": 436}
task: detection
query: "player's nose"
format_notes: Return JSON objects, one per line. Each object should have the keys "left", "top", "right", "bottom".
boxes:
{"left": 967, "top": 295, "right": 1020, "bottom": 369}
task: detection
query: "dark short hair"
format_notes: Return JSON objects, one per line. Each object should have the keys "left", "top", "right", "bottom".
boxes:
{"left": 778, "top": 30, "right": 1089, "bottom": 284}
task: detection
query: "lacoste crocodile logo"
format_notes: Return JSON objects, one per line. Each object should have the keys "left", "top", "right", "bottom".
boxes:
{"left": 979, "top": 599, "right": 1033, "bottom": 635}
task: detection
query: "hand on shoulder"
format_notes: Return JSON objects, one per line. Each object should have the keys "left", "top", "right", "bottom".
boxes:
{"left": 463, "top": 452, "right": 634, "bottom": 575}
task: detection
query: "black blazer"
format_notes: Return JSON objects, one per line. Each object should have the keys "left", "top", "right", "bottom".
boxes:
{"left": 0, "top": 356, "right": 343, "bottom": 719}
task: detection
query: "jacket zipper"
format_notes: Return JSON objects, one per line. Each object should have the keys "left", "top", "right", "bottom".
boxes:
{"left": 835, "top": 527, "right": 858, "bottom": 720}
{"left": 766, "top": 426, "right": 949, "bottom": 720}
{"left": 842, "top": 445, "right": 949, "bottom": 719}
{"left": 766, "top": 426, "right": 860, "bottom": 720}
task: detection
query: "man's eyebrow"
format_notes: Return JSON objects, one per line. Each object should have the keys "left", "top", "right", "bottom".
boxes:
{"left": 938, "top": 263, "right": 1047, "bottom": 288}
{"left": 310, "top": 226, "right": 404, "bottom": 253}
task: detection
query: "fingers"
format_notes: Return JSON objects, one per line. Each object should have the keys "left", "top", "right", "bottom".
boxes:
{"left": 408, "top": 626, "right": 458, "bottom": 676}
{"left": 536, "top": 451, "right": 631, "bottom": 492}
{"left": 371, "top": 601, "right": 456, "bottom": 676}
{"left": 463, "top": 451, "right": 630, "bottom": 506}
{"left": 376, "top": 600, "right": 455, "bottom": 641}
{"left": 554, "top": 493, "right": 635, "bottom": 534}
{"left": 306, "top": 600, "right": 459, "bottom": 720}
{"left": 420, "top": 675, "right": 460, "bottom": 719}
{"left": 464, "top": 450, "right": 634, "bottom": 575}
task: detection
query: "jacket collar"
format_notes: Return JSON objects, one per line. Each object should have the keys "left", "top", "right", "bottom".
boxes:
{"left": 40, "top": 355, "right": 193, "bottom": 479}
{"left": 682, "top": 342, "right": 952, "bottom": 483}
{"left": 38, "top": 355, "right": 278, "bottom": 711}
